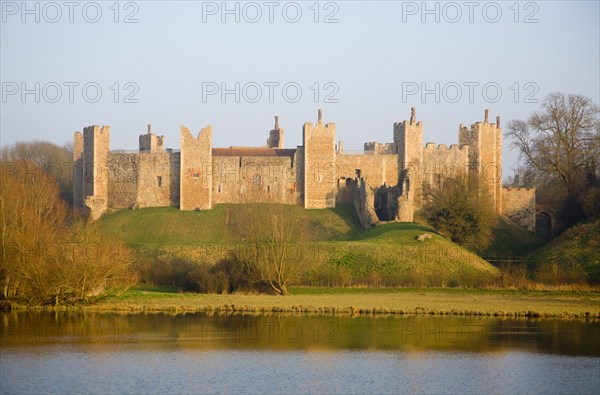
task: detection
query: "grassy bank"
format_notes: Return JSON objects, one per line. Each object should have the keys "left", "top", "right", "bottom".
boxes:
{"left": 95, "top": 205, "right": 501, "bottom": 288}
{"left": 14, "top": 286, "right": 599, "bottom": 319}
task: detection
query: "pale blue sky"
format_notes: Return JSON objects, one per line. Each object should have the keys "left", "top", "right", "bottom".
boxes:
{"left": 1, "top": 1, "right": 599, "bottom": 178}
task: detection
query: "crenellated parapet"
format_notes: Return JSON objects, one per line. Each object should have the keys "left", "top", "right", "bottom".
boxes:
{"left": 364, "top": 142, "right": 395, "bottom": 154}
{"left": 422, "top": 142, "right": 470, "bottom": 187}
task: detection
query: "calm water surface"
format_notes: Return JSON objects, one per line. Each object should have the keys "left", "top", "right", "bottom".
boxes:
{"left": 1, "top": 312, "right": 599, "bottom": 394}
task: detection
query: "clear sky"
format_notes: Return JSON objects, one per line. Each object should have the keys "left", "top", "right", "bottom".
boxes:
{"left": 1, "top": 1, "right": 599, "bottom": 179}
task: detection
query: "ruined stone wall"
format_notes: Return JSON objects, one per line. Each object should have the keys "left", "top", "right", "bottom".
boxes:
{"left": 212, "top": 156, "right": 298, "bottom": 204}
{"left": 503, "top": 187, "right": 536, "bottom": 232}
{"left": 352, "top": 178, "right": 379, "bottom": 228}
{"left": 336, "top": 154, "right": 398, "bottom": 189}
{"left": 180, "top": 125, "right": 212, "bottom": 210}
{"left": 422, "top": 143, "right": 470, "bottom": 188}
{"left": 303, "top": 110, "right": 336, "bottom": 208}
{"left": 108, "top": 153, "right": 138, "bottom": 208}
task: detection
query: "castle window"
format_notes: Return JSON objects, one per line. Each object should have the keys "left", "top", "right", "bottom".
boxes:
{"left": 218, "top": 184, "right": 221, "bottom": 193}
{"left": 157, "top": 176, "right": 162, "bottom": 187}
{"left": 267, "top": 185, "right": 271, "bottom": 193}
{"left": 193, "top": 172, "right": 199, "bottom": 178}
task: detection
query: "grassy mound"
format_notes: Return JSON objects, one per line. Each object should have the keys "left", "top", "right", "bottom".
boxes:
{"left": 526, "top": 220, "right": 600, "bottom": 284}
{"left": 482, "top": 216, "right": 546, "bottom": 260}
{"left": 94, "top": 204, "right": 500, "bottom": 287}
{"left": 95, "top": 204, "right": 361, "bottom": 246}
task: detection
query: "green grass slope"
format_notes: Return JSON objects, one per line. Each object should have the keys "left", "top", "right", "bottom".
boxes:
{"left": 526, "top": 220, "right": 600, "bottom": 284}
{"left": 95, "top": 204, "right": 500, "bottom": 286}
{"left": 482, "top": 216, "right": 546, "bottom": 260}
{"left": 95, "top": 204, "right": 361, "bottom": 246}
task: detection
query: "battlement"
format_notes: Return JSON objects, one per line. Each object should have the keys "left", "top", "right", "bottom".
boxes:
{"left": 364, "top": 142, "right": 395, "bottom": 154}
{"left": 424, "top": 142, "right": 469, "bottom": 153}
{"left": 83, "top": 125, "right": 110, "bottom": 136}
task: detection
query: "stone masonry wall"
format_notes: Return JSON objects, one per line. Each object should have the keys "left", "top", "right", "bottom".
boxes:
{"left": 422, "top": 143, "right": 470, "bottom": 188}
{"left": 180, "top": 125, "right": 212, "bottom": 210}
{"left": 303, "top": 110, "right": 336, "bottom": 208}
{"left": 336, "top": 154, "right": 398, "bottom": 190}
{"left": 108, "top": 153, "right": 138, "bottom": 208}
{"left": 459, "top": 110, "right": 502, "bottom": 214}
{"left": 137, "top": 152, "right": 177, "bottom": 207}
{"left": 82, "top": 125, "right": 110, "bottom": 220}
{"left": 394, "top": 112, "right": 423, "bottom": 209}
{"left": 503, "top": 187, "right": 536, "bottom": 232}
{"left": 353, "top": 178, "right": 379, "bottom": 228}
{"left": 212, "top": 156, "right": 298, "bottom": 204}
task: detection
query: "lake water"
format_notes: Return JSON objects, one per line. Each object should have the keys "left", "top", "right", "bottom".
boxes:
{"left": 1, "top": 312, "right": 599, "bottom": 394}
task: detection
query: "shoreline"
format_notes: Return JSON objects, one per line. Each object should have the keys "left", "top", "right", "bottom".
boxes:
{"left": 4, "top": 287, "right": 599, "bottom": 320}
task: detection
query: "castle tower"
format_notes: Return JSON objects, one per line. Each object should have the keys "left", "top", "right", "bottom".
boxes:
{"left": 393, "top": 107, "right": 423, "bottom": 208}
{"left": 303, "top": 109, "right": 336, "bottom": 208}
{"left": 139, "top": 124, "right": 165, "bottom": 152}
{"left": 74, "top": 125, "right": 110, "bottom": 220}
{"left": 180, "top": 124, "right": 212, "bottom": 210}
{"left": 458, "top": 109, "right": 502, "bottom": 213}
{"left": 267, "top": 115, "right": 284, "bottom": 148}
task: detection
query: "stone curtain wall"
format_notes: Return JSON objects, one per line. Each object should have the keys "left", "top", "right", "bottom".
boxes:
{"left": 107, "top": 153, "right": 138, "bottom": 208}
{"left": 137, "top": 152, "right": 177, "bottom": 207}
{"left": 421, "top": 143, "right": 470, "bottom": 188}
{"left": 211, "top": 155, "right": 299, "bottom": 205}
{"left": 502, "top": 188, "right": 536, "bottom": 232}
{"left": 336, "top": 154, "right": 398, "bottom": 190}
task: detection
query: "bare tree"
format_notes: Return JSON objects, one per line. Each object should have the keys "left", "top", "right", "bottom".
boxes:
{"left": 232, "top": 191, "right": 301, "bottom": 295}
{"left": 506, "top": 92, "right": 600, "bottom": 218}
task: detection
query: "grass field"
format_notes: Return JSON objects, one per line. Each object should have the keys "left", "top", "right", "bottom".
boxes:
{"left": 57, "top": 285, "right": 599, "bottom": 319}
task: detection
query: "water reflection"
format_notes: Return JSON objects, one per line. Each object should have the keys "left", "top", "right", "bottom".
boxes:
{"left": 2, "top": 311, "right": 599, "bottom": 356}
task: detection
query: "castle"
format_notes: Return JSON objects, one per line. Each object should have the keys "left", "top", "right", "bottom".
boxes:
{"left": 73, "top": 108, "right": 535, "bottom": 231}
